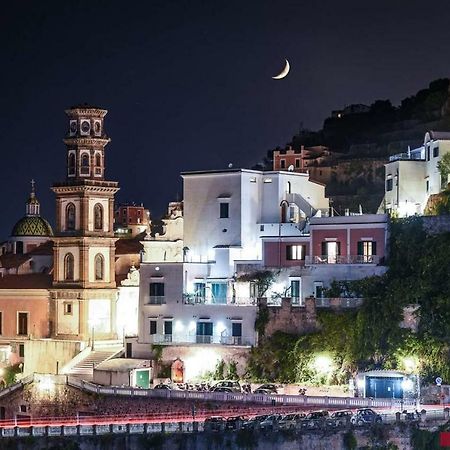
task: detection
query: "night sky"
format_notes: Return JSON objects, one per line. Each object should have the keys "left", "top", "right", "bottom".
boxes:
{"left": 2, "top": 0, "right": 450, "bottom": 238}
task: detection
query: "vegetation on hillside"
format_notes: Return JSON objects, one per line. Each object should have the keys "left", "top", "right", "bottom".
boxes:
{"left": 248, "top": 217, "right": 450, "bottom": 384}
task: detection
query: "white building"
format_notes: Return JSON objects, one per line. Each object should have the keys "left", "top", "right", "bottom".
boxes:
{"left": 384, "top": 131, "right": 450, "bottom": 217}
{"left": 129, "top": 169, "right": 329, "bottom": 381}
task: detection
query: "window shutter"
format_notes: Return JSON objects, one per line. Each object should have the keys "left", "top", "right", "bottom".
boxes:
{"left": 357, "top": 241, "right": 363, "bottom": 256}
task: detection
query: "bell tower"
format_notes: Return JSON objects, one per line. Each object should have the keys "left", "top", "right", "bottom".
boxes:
{"left": 51, "top": 106, "right": 120, "bottom": 341}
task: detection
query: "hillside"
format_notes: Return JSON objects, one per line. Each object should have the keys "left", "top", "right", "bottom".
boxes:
{"left": 255, "top": 79, "right": 450, "bottom": 213}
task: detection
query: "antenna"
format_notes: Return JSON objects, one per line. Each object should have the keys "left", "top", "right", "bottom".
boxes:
{"left": 287, "top": 165, "right": 294, "bottom": 172}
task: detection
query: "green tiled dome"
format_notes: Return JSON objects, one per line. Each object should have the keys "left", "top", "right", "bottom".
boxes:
{"left": 11, "top": 216, "right": 54, "bottom": 237}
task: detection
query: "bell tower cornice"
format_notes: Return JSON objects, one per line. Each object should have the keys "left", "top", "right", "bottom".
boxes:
{"left": 63, "top": 137, "right": 111, "bottom": 146}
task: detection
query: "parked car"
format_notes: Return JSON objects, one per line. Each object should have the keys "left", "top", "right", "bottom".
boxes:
{"left": 253, "top": 388, "right": 274, "bottom": 395}
{"left": 255, "top": 383, "right": 278, "bottom": 394}
{"left": 225, "top": 416, "right": 246, "bottom": 430}
{"left": 241, "top": 415, "right": 268, "bottom": 431}
{"left": 259, "top": 414, "right": 283, "bottom": 431}
{"left": 303, "top": 410, "right": 329, "bottom": 429}
{"left": 350, "top": 408, "right": 382, "bottom": 426}
{"left": 278, "top": 413, "right": 305, "bottom": 430}
{"left": 210, "top": 386, "right": 234, "bottom": 393}
{"left": 153, "top": 383, "right": 172, "bottom": 390}
{"left": 326, "top": 410, "right": 353, "bottom": 427}
{"left": 211, "top": 380, "right": 242, "bottom": 392}
{"left": 204, "top": 416, "right": 225, "bottom": 432}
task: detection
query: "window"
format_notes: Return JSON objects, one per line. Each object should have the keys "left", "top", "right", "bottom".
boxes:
{"left": 149, "top": 320, "right": 157, "bottom": 335}
{"left": 68, "top": 153, "right": 76, "bottom": 176}
{"left": 295, "top": 158, "right": 300, "bottom": 168}
{"left": 66, "top": 203, "right": 76, "bottom": 231}
{"left": 64, "top": 253, "right": 74, "bottom": 280}
{"left": 427, "top": 146, "right": 431, "bottom": 161}
{"left": 263, "top": 178, "right": 272, "bottom": 183}
{"left": 196, "top": 322, "right": 213, "bottom": 343}
{"left": 95, "top": 153, "right": 101, "bottom": 167}
{"left": 149, "top": 283, "right": 165, "bottom": 303}
{"left": 287, "top": 181, "right": 291, "bottom": 194}
{"left": 94, "top": 254, "right": 104, "bottom": 280}
{"left": 18, "top": 313, "right": 28, "bottom": 335}
{"left": 19, "top": 344, "right": 24, "bottom": 358}
{"left": 286, "top": 244, "right": 306, "bottom": 260}
{"left": 219, "top": 202, "right": 229, "bottom": 218}
{"left": 357, "top": 241, "right": 377, "bottom": 262}
{"left": 81, "top": 153, "right": 90, "bottom": 174}
{"left": 386, "top": 178, "right": 393, "bottom": 191}
{"left": 280, "top": 159, "right": 286, "bottom": 169}
{"left": 94, "top": 203, "right": 103, "bottom": 230}
{"left": 164, "top": 321, "right": 172, "bottom": 342}
{"left": 321, "top": 241, "right": 340, "bottom": 263}
{"left": 314, "top": 282, "right": 324, "bottom": 298}
{"left": 290, "top": 280, "right": 301, "bottom": 299}
{"left": 64, "top": 302, "right": 73, "bottom": 315}
{"left": 232, "top": 322, "right": 242, "bottom": 344}
{"left": 249, "top": 177, "right": 256, "bottom": 183}
{"left": 194, "top": 282, "right": 206, "bottom": 301}
{"left": 434, "top": 146, "right": 439, "bottom": 158}
{"left": 16, "top": 241, "right": 23, "bottom": 255}
{"left": 0, "top": 312, "right": 2, "bottom": 335}
{"left": 211, "top": 283, "right": 227, "bottom": 304}
{"left": 426, "top": 180, "right": 430, "bottom": 193}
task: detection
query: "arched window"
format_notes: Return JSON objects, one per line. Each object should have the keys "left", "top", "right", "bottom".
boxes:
{"left": 95, "top": 253, "right": 104, "bottom": 280}
{"left": 94, "top": 203, "right": 103, "bottom": 230}
{"left": 68, "top": 153, "right": 76, "bottom": 176}
{"left": 95, "top": 153, "right": 101, "bottom": 167}
{"left": 64, "top": 253, "right": 74, "bottom": 281}
{"left": 80, "top": 153, "right": 90, "bottom": 175}
{"left": 66, "top": 203, "right": 76, "bottom": 230}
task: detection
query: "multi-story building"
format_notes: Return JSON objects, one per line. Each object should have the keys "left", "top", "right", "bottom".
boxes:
{"left": 384, "top": 131, "right": 450, "bottom": 217}
{"left": 115, "top": 203, "right": 150, "bottom": 238}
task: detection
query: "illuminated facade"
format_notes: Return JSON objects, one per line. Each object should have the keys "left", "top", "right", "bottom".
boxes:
{"left": 383, "top": 131, "right": 450, "bottom": 217}
{"left": 50, "top": 106, "right": 120, "bottom": 341}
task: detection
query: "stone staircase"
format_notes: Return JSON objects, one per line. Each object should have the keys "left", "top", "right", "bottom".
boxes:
{"left": 63, "top": 342, "right": 124, "bottom": 381}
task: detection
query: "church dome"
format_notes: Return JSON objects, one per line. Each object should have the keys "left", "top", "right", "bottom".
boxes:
{"left": 11, "top": 216, "right": 53, "bottom": 237}
{"left": 10, "top": 180, "right": 53, "bottom": 237}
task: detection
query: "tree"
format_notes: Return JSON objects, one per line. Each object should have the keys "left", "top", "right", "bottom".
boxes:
{"left": 437, "top": 152, "right": 450, "bottom": 189}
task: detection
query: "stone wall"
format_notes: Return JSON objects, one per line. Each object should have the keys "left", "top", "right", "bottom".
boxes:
{"left": 262, "top": 297, "right": 317, "bottom": 337}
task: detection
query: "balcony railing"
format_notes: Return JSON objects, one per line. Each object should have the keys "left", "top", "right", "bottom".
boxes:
{"left": 146, "top": 296, "right": 166, "bottom": 305}
{"left": 315, "top": 297, "right": 363, "bottom": 308}
{"left": 182, "top": 294, "right": 257, "bottom": 306}
{"left": 305, "top": 255, "right": 380, "bottom": 265}
{"left": 149, "top": 334, "right": 254, "bottom": 346}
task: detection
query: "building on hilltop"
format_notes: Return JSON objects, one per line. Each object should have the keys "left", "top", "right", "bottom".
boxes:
{"left": 383, "top": 131, "right": 450, "bottom": 217}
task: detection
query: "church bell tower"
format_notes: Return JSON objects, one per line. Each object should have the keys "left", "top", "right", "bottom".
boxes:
{"left": 51, "top": 106, "right": 119, "bottom": 340}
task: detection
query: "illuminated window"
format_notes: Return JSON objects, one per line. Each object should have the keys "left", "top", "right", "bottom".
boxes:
{"left": 64, "top": 253, "right": 74, "bottom": 280}
{"left": 286, "top": 244, "right": 306, "bottom": 260}
{"left": 94, "top": 254, "right": 104, "bottom": 280}
{"left": 66, "top": 203, "right": 76, "bottom": 230}
{"left": 94, "top": 203, "right": 103, "bottom": 230}
{"left": 357, "top": 241, "right": 377, "bottom": 262}
{"left": 263, "top": 178, "right": 273, "bottom": 183}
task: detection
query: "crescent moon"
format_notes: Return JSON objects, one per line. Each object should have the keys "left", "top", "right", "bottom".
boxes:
{"left": 272, "top": 59, "right": 290, "bottom": 80}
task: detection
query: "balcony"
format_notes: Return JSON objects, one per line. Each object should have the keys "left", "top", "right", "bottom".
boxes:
{"left": 145, "top": 296, "right": 166, "bottom": 305}
{"left": 149, "top": 334, "right": 254, "bottom": 346}
{"left": 182, "top": 294, "right": 257, "bottom": 306}
{"left": 305, "top": 255, "right": 380, "bottom": 265}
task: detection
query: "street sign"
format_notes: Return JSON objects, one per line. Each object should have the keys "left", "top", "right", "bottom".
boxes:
{"left": 436, "top": 377, "right": 443, "bottom": 386}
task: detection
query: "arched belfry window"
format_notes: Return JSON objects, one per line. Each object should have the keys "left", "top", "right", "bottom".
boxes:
{"left": 68, "top": 153, "right": 76, "bottom": 176}
{"left": 64, "top": 253, "right": 74, "bottom": 281}
{"left": 80, "top": 153, "right": 90, "bottom": 175}
{"left": 95, "top": 153, "right": 101, "bottom": 167}
{"left": 94, "top": 203, "right": 103, "bottom": 230}
{"left": 95, "top": 253, "right": 104, "bottom": 280}
{"left": 66, "top": 203, "right": 76, "bottom": 231}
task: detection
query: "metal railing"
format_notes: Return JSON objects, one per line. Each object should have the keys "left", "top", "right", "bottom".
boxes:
{"left": 182, "top": 295, "right": 257, "bottom": 306}
{"left": 145, "top": 296, "right": 166, "bottom": 305}
{"left": 306, "top": 255, "right": 380, "bottom": 265}
{"left": 389, "top": 151, "right": 424, "bottom": 162}
{"left": 149, "top": 334, "right": 254, "bottom": 346}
